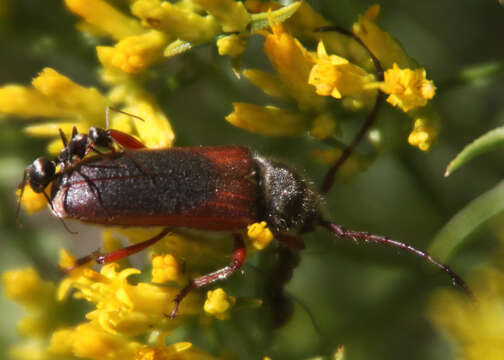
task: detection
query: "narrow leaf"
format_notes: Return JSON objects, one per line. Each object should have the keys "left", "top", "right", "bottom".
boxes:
{"left": 429, "top": 181, "right": 504, "bottom": 262}
{"left": 445, "top": 126, "right": 504, "bottom": 176}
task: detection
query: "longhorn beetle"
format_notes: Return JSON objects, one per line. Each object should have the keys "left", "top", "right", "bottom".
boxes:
{"left": 17, "top": 26, "right": 473, "bottom": 319}
{"left": 17, "top": 133, "right": 473, "bottom": 319}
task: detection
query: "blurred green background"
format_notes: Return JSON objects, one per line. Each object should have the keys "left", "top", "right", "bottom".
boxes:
{"left": 1, "top": 0, "right": 504, "bottom": 359}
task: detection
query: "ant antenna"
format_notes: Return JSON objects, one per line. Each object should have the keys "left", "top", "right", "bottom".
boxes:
{"left": 58, "top": 128, "right": 69, "bottom": 147}
{"left": 319, "top": 219, "right": 474, "bottom": 299}
{"left": 315, "top": 26, "right": 385, "bottom": 195}
{"left": 105, "top": 106, "right": 110, "bottom": 129}
{"left": 106, "top": 106, "right": 145, "bottom": 129}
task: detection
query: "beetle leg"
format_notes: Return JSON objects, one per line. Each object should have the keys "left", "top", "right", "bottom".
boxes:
{"left": 169, "top": 233, "right": 246, "bottom": 319}
{"left": 62, "top": 228, "right": 171, "bottom": 272}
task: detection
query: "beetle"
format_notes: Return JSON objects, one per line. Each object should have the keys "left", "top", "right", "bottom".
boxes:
{"left": 17, "top": 134, "right": 472, "bottom": 319}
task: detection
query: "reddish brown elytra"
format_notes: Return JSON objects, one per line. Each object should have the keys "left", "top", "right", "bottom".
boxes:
{"left": 18, "top": 136, "right": 473, "bottom": 319}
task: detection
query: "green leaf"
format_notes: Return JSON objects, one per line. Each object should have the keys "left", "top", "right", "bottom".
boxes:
{"left": 250, "top": 2, "right": 301, "bottom": 32}
{"left": 445, "top": 126, "right": 504, "bottom": 177}
{"left": 429, "top": 181, "right": 504, "bottom": 262}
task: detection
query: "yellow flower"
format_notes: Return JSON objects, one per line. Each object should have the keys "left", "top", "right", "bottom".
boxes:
{"left": 242, "top": 69, "right": 289, "bottom": 100}
{"left": 352, "top": 5, "right": 415, "bottom": 70}
{"left": 59, "top": 263, "right": 202, "bottom": 336}
{"left": 378, "top": 64, "right": 436, "bottom": 112}
{"left": 134, "top": 338, "right": 216, "bottom": 360}
{"left": 309, "top": 41, "right": 375, "bottom": 99}
{"left": 247, "top": 222, "right": 274, "bottom": 250}
{"left": 408, "top": 117, "right": 438, "bottom": 151}
{"left": 0, "top": 68, "right": 107, "bottom": 126}
{"left": 49, "top": 322, "right": 141, "bottom": 359}
{"left": 262, "top": 21, "right": 324, "bottom": 111}
{"left": 204, "top": 288, "right": 235, "bottom": 319}
{"left": 97, "top": 30, "right": 169, "bottom": 74}
{"left": 2, "top": 268, "right": 59, "bottom": 343}
{"left": 311, "top": 148, "right": 373, "bottom": 179}
{"left": 226, "top": 103, "right": 309, "bottom": 136}
{"left": 429, "top": 268, "right": 504, "bottom": 360}
{"left": 309, "top": 113, "right": 339, "bottom": 140}
{"left": 152, "top": 254, "right": 181, "bottom": 284}
{"left": 16, "top": 185, "right": 48, "bottom": 215}
{"left": 284, "top": 2, "right": 349, "bottom": 59}
{"left": 193, "top": 0, "right": 251, "bottom": 33}
{"left": 217, "top": 34, "right": 248, "bottom": 57}
{"left": 131, "top": 0, "right": 220, "bottom": 43}
{"left": 2, "top": 268, "right": 55, "bottom": 310}
{"left": 65, "top": 0, "right": 144, "bottom": 40}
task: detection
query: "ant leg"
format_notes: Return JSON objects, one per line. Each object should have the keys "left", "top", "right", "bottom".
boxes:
{"left": 74, "top": 169, "right": 111, "bottom": 217}
{"left": 63, "top": 228, "right": 171, "bottom": 271}
{"left": 40, "top": 189, "right": 77, "bottom": 234}
{"left": 169, "top": 233, "right": 246, "bottom": 319}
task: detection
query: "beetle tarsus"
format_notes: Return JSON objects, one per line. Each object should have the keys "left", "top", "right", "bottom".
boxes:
{"left": 169, "top": 234, "right": 246, "bottom": 319}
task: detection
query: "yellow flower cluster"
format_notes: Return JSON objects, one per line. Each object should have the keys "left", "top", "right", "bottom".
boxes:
{"left": 225, "top": 3, "right": 439, "bottom": 154}
{"left": 64, "top": 0, "right": 300, "bottom": 73}
{"left": 429, "top": 267, "right": 504, "bottom": 359}
{"left": 2, "top": 257, "right": 226, "bottom": 360}
{"left": 0, "top": 1, "right": 449, "bottom": 358}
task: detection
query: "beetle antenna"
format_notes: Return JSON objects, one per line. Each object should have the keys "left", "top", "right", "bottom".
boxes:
{"left": 319, "top": 219, "right": 474, "bottom": 299}
{"left": 315, "top": 26, "right": 385, "bottom": 195}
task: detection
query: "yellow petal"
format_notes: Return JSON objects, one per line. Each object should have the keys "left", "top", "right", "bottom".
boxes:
{"left": 16, "top": 185, "right": 48, "bottom": 215}
{"left": 193, "top": 0, "right": 251, "bottom": 32}
{"left": 353, "top": 5, "right": 415, "bottom": 69}
{"left": 242, "top": 69, "right": 288, "bottom": 99}
{"left": 263, "top": 22, "right": 324, "bottom": 110}
{"left": 97, "top": 30, "right": 168, "bottom": 74}
{"left": 122, "top": 92, "right": 175, "bottom": 148}
{"left": 217, "top": 34, "right": 247, "bottom": 57}
{"left": 2, "top": 268, "right": 54, "bottom": 309}
{"left": 65, "top": 0, "right": 144, "bottom": 40}
{"left": 309, "top": 41, "right": 374, "bottom": 99}
{"left": 32, "top": 68, "right": 108, "bottom": 124}
{"left": 0, "top": 85, "right": 69, "bottom": 118}
{"left": 226, "top": 103, "right": 308, "bottom": 136}
{"left": 310, "top": 113, "right": 338, "bottom": 140}
{"left": 131, "top": 0, "right": 220, "bottom": 43}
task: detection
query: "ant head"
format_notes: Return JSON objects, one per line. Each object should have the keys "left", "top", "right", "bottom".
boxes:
{"left": 26, "top": 157, "right": 56, "bottom": 193}
{"left": 88, "top": 126, "right": 111, "bottom": 148}
{"left": 16, "top": 157, "right": 56, "bottom": 225}
{"left": 66, "top": 133, "right": 88, "bottom": 160}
